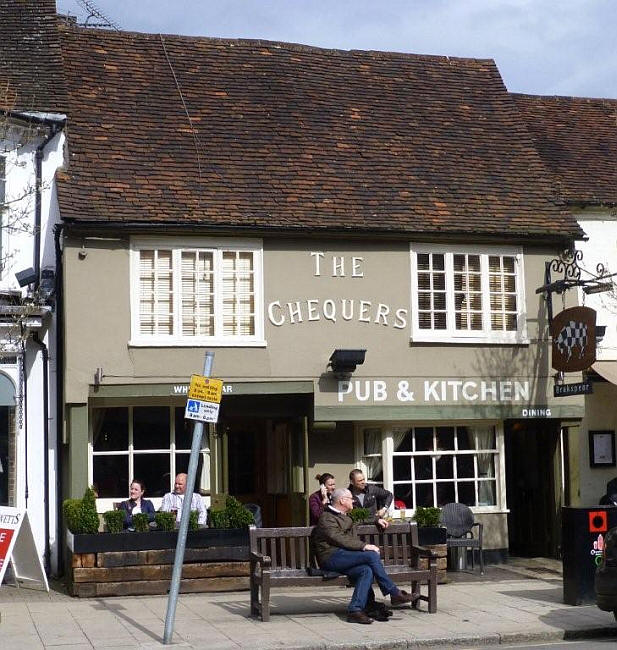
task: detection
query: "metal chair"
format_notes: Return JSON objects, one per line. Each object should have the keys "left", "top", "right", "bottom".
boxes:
{"left": 440, "top": 502, "right": 484, "bottom": 575}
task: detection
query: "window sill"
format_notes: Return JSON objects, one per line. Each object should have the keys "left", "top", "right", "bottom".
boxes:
{"left": 128, "top": 338, "right": 267, "bottom": 348}
{"left": 410, "top": 334, "right": 529, "bottom": 345}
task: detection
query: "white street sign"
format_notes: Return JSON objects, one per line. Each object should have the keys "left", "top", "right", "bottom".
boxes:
{"left": 184, "top": 398, "right": 220, "bottom": 423}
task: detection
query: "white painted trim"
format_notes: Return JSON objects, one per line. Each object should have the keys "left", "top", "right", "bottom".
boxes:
{"left": 409, "top": 242, "right": 528, "bottom": 344}
{"left": 129, "top": 237, "right": 265, "bottom": 345}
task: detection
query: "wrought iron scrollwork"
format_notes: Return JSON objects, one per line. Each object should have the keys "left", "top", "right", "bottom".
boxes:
{"left": 549, "top": 248, "right": 583, "bottom": 282}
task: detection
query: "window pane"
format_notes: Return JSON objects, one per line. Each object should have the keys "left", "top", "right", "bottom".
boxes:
{"left": 394, "top": 484, "right": 414, "bottom": 509}
{"left": 436, "top": 456, "right": 454, "bottom": 479}
{"left": 175, "top": 407, "right": 194, "bottom": 449}
{"left": 436, "top": 482, "right": 455, "bottom": 506}
{"left": 417, "top": 254, "right": 430, "bottom": 270}
{"left": 181, "top": 250, "right": 214, "bottom": 337}
{"left": 393, "top": 456, "right": 411, "bottom": 480}
{"left": 503, "top": 257, "right": 515, "bottom": 273}
{"left": 433, "top": 293, "right": 446, "bottom": 310}
{"left": 456, "top": 455, "right": 474, "bottom": 478}
{"left": 134, "top": 453, "right": 171, "bottom": 498}
{"left": 457, "top": 427, "right": 473, "bottom": 450}
{"left": 133, "top": 406, "right": 170, "bottom": 449}
{"left": 505, "top": 314, "right": 517, "bottom": 330}
{"left": 363, "top": 428, "right": 382, "bottom": 456}
{"left": 394, "top": 429, "right": 412, "bottom": 452}
{"left": 92, "top": 408, "right": 128, "bottom": 452}
{"left": 415, "top": 427, "right": 433, "bottom": 451}
{"left": 436, "top": 427, "right": 454, "bottom": 450}
{"left": 434, "top": 313, "right": 447, "bottom": 329}
{"left": 414, "top": 456, "right": 433, "bottom": 480}
{"left": 418, "top": 274, "right": 431, "bottom": 291}
{"left": 458, "top": 482, "right": 475, "bottom": 506}
{"left": 478, "top": 480, "right": 496, "bottom": 506}
{"left": 175, "top": 452, "right": 210, "bottom": 494}
{"left": 93, "top": 455, "right": 128, "bottom": 498}
{"left": 432, "top": 254, "right": 445, "bottom": 271}
{"left": 433, "top": 274, "right": 445, "bottom": 291}
{"left": 418, "top": 293, "right": 431, "bottom": 310}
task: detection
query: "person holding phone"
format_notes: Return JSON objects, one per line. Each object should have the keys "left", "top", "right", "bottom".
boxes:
{"left": 309, "top": 472, "right": 336, "bottom": 525}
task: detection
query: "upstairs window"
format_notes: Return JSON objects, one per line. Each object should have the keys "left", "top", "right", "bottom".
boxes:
{"left": 131, "top": 238, "right": 264, "bottom": 345}
{"left": 410, "top": 244, "right": 526, "bottom": 343}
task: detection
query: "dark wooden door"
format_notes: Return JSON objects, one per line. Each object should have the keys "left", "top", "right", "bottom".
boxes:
{"left": 505, "top": 419, "right": 562, "bottom": 557}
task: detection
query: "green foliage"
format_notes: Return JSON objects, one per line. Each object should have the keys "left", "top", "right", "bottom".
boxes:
{"left": 348, "top": 507, "right": 371, "bottom": 524}
{"left": 155, "top": 511, "right": 176, "bottom": 531}
{"left": 413, "top": 506, "right": 442, "bottom": 527}
{"left": 103, "top": 510, "right": 124, "bottom": 534}
{"left": 62, "top": 487, "right": 100, "bottom": 534}
{"left": 189, "top": 509, "right": 199, "bottom": 531}
{"left": 209, "top": 495, "right": 255, "bottom": 529}
{"left": 132, "top": 513, "right": 150, "bottom": 532}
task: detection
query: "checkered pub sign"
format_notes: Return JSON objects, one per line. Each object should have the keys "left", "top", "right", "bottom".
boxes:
{"left": 551, "top": 306, "right": 597, "bottom": 373}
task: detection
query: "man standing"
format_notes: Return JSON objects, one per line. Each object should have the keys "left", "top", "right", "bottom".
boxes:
{"left": 312, "top": 488, "right": 417, "bottom": 624}
{"left": 161, "top": 473, "right": 207, "bottom": 525}
{"left": 348, "top": 469, "right": 393, "bottom": 521}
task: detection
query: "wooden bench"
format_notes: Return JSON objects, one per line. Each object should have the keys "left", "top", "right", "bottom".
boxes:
{"left": 249, "top": 522, "right": 438, "bottom": 621}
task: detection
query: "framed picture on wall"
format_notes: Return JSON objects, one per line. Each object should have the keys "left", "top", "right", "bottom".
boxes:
{"left": 589, "top": 430, "right": 616, "bottom": 468}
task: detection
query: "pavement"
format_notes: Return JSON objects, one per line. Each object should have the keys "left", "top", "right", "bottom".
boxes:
{"left": 1, "top": 558, "right": 616, "bottom": 649}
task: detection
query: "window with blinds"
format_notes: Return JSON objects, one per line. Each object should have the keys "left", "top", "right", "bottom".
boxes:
{"left": 132, "top": 239, "right": 262, "bottom": 344}
{"left": 410, "top": 244, "right": 526, "bottom": 343}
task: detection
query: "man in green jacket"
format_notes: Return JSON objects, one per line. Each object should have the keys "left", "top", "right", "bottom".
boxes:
{"left": 312, "top": 488, "right": 416, "bottom": 624}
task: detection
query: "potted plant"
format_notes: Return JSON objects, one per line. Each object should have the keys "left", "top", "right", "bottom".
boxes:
{"left": 413, "top": 506, "right": 447, "bottom": 545}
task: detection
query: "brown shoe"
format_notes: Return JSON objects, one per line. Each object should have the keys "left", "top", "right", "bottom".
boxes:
{"left": 390, "top": 590, "right": 420, "bottom": 607}
{"left": 347, "top": 610, "right": 373, "bottom": 624}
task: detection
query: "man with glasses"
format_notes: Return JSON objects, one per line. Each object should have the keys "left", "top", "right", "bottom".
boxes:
{"left": 312, "top": 488, "right": 417, "bottom": 624}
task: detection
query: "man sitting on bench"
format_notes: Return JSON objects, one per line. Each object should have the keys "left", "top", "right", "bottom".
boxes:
{"left": 312, "top": 488, "right": 418, "bottom": 624}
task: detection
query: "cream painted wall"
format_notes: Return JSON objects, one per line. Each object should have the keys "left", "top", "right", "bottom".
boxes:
{"left": 578, "top": 383, "right": 617, "bottom": 505}
{"left": 63, "top": 235, "right": 581, "bottom": 418}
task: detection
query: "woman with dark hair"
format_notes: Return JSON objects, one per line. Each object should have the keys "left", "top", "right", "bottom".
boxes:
{"left": 309, "top": 472, "right": 336, "bottom": 525}
{"left": 119, "top": 479, "right": 155, "bottom": 528}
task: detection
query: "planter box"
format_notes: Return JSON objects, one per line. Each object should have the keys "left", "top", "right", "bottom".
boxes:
{"left": 67, "top": 527, "right": 249, "bottom": 554}
{"left": 417, "top": 526, "right": 447, "bottom": 546}
{"left": 66, "top": 527, "right": 251, "bottom": 597}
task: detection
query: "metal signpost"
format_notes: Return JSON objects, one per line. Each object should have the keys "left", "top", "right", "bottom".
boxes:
{"left": 163, "top": 351, "right": 223, "bottom": 644}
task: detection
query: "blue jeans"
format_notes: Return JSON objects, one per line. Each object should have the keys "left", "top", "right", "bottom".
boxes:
{"left": 321, "top": 548, "right": 400, "bottom": 612}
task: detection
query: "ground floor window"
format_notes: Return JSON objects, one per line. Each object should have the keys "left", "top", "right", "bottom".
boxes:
{"left": 356, "top": 422, "right": 502, "bottom": 512}
{"left": 90, "top": 404, "right": 209, "bottom": 509}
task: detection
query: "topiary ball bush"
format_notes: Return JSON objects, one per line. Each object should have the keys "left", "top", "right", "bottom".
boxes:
{"left": 103, "top": 509, "right": 124, "bottom": 534}
{"left": 155, "top": 511, "right": 176, "bottom": 532}
{"left": 132, "top": 513, "right": 150, "bottom": 532}
{"left": 63, "top": 487, "right": 100, "bottom": 534}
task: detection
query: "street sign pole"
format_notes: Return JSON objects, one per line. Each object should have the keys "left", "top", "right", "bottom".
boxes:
{"left": 163, "top": 350, "right": 214, "bottom": 645}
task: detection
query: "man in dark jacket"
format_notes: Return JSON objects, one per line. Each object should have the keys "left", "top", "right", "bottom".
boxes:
{"left": 312, "top": 488, "right": 416, "bottom": 624}
{"left": 348, "top": 468, "right": 393, "bottom": 520}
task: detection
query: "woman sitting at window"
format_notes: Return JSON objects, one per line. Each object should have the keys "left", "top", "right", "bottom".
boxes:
{"left": 119, "top": 479, "right": 155, "bottom": 528}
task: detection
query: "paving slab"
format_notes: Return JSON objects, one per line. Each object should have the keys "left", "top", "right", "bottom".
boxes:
{"left": 1, "top": 564, "right": 617, "bottom": 648}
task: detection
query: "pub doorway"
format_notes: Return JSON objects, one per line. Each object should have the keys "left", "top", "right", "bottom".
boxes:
{"left": 216, "top": 393, "right": 311, "bottom": 527}
{"left": 505, "top": 419, "right": 564, "bottom": 558}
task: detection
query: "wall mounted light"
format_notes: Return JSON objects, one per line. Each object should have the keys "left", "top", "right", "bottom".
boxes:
{"left": 329, "top": 349, "right": 366, "bottom": 379}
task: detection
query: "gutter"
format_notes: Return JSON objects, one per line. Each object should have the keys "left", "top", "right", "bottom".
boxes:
{"left": 54, "top": 224, "right": 65, "bottom": 577}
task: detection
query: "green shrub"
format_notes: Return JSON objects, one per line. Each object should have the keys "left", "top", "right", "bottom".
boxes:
{"left": 209, "top": 496, "right": 255, "bottom": 529}
{"left": 132, "top": 513, "right": 150, "bottom": 532}
{"left": 189, "top": 509, "right": 199, "bottom": 531}
{"left": 349, "top": 507, "right": 370, "bottom": 524}
{"left": 413, "top": 506, "right": 442, "bottom": 527}
{"left": 63, "top": 499, "right": 82, "bottom": 534}
{"left": 62, "top": 487, "right": 100, "bottom": 534}
{"left": 103, "top": 510, "right": 124, "bottom": 534}
{"left": 155, "top": 511, "right": 176, "bottom": 531}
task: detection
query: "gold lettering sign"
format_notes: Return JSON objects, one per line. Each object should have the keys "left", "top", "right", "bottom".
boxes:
{"left": 551, "top": 306, "right": 596, "bottom": 373}
{"left": 188, "top": 375, "right": 224, "bottom": 403}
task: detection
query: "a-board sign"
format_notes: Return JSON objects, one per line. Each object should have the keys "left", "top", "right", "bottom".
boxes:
{"left": 0, "top": 507, "right": 48, "bottom": 591}
{"left": 554, "top": 381, "right": 593, "bottom": 397}
{"left": 551, "top": 306, "right": 596, "bottom": 373}
{"left": 188, "top": 375, "right": 223, "bottom": 403}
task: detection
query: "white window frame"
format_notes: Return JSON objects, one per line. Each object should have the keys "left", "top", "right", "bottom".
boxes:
{"left": 130, "top": 236, "right": 265, "bottom": 347}
{"left": 89, "top": 403, "right": 211, "bottom": 513}
{"left": 409, "top": 243, "right": 528, "bottom": 344}
{"left": 354, "top": 421, "right": 507, "bottom": 516}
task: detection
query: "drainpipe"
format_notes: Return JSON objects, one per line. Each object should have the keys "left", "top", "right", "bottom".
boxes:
{"left": 54, "top": 223, "right": 65, "bottom": 577}
{"left": 32, "top": 333, "right": 50, "bottom": 575}
{"left": 34, "top": 123, "right": 62, "bottom": 290}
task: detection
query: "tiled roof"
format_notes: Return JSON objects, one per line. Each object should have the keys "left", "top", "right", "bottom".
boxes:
{"left": 514, "top": 93, "right": 617, "bottom": 206}
{"left": 0, "top": 0, "right": 67, "bottom": 112}
{"left": 56, "top": 26, "right": 582, "bottom": 238}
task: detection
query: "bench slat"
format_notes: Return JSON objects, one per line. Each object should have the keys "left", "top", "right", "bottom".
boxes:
{"left": 280, "top": 537, "right": 287, "bottom": 567}
{"left": 289, "top": 537, "right": 296, "bottom": 569}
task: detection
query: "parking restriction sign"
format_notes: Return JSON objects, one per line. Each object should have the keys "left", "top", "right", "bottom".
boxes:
{"left": 188, "top": 375, "right": 223, "bottom": 403}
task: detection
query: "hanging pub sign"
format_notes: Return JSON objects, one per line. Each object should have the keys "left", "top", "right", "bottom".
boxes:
{"left": 551, "top": 306, "right": 596, "bottom": 373}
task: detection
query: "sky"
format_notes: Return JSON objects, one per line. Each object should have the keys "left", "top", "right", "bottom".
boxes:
{"left": 54, "top": 0, "right": 617, "bottom": 99}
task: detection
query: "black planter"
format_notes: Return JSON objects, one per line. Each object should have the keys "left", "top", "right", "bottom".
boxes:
{"left": 417, "top": 526, "right": 447, "bottom": 546}
{"left": 67, "top": 527, "right": 249, "bottom": 554}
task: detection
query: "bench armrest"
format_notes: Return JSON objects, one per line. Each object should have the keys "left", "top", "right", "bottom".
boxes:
{"left": 411, "top": 544, "right": 439, "bottom": 559}
{"left": 250, "top": 550, "right": 272, "bottom": 568}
